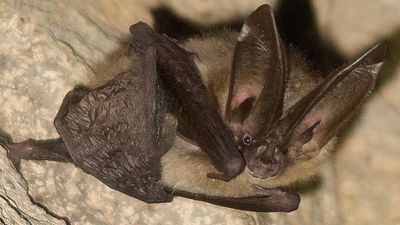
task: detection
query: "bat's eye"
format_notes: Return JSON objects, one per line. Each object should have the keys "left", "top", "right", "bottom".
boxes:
{"left": 242, "top": 135, "right": 253, "bottom": 146}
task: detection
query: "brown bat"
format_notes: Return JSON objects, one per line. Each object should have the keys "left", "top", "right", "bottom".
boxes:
{"left": 0, "top": 4, "right": 386, "bottom": 212}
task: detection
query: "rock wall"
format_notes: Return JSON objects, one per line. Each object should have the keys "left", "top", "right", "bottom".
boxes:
{"left": 0, "top": 0, "right": 398, "bottom": 224}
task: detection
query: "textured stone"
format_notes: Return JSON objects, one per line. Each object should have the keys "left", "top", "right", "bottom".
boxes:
{"left": 0, "top": 147, "right": 66, "bottom": 225}
{"left": 313, "top": 0, "right": 400, "bottom": 56}
{"left": 0, "top": 0, "right": 266, "bottom": 224}
{"left": 335, "top": 65, "right": 400, "bottom": 225}
{"left": 161, "top": 0, "right": 277, "bottom": 26}
{"left": 312, "top": 1, "right": 400, "bottom": 224}
{"left": 0, "top": 0, "right": 399, "bottom": 225}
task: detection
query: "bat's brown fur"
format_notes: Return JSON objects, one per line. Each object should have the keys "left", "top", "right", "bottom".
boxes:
{"left": 90, "top": 44, "right": 138, "bottom": 88}
{"left": 56, "top": 26, "right": 384, "bottom": 199}
{"left": 86, "top": 30, "right": 332, "bottom": 197}
{"left": 160, "top": 31, "right": 332, "bottom": 197}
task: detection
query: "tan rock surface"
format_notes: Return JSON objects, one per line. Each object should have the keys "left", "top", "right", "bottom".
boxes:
{"left": 0, "top": 146, "right": 66, "bottom": 225}
{"left": 0, "top": 0, "right": 398, "bottom": 224}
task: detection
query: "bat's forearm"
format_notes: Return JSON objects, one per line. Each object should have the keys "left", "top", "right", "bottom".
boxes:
{"left": 131, "top": 22, "right": 245, "bottom": 180}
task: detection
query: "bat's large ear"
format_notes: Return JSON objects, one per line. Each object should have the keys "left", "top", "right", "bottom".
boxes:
{"left": 280, "top": 43, "right": 386, "bottom": 159}
{"left": 226, "top": 4, "right": 288, "bottom": 139}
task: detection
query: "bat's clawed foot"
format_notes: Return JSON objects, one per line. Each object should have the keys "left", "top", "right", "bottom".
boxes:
{"left": 4, "top": 141, "right": 30, "bottom": 170}
{"left": 0, "top": 129, "right": 12, "bottom": 146}
{"left": 252, "top": 185, "right": 301, "bottom": 212}
{"left": 207, "top": 157, "right": 245, "bottom": 181}
{"left": 0, "top": 130, "right": 21, "bottom": 169}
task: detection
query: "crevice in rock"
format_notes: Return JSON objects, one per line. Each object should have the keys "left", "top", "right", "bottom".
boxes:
{"left": 16, "top": 167, "right": 71, "bottom": 225}
{"left": 0, "top": 216, "right": 6, "bottom": 225}
{"left": 1, "top": 154, "right": 70, "bottom": 225}
{"left": 0, "top": 191, "right": 33, "bottom": 225}
{"left": 151, "top": 6, "right": 242, "bottom": 40}
{"left": 18, "top": 0, "right": 52, "bottom": 14}
{"left": 27, "top": 194, "right": 71, "bottom": 225}
{"left": 75, "top": 9, "right": 123, "bottom": 43}
{"left": 46, "top": 28, "right": 97, "bottom": 75}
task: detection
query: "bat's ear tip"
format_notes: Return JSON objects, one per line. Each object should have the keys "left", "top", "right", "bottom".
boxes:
{"left": 256, "top": 4, "right": 272, "bottom": 11}
{"left": 129, "top": 22, "right": 157, "bottom": 52}
{"left": 249, "top": 4, "right": 273, "bottom": 20}
{"left": 377, "top": 41, "right": 389, "bottom": 51}
{"left": 129, "top": 21, "right": 152, "bottom": 36}
{"left": 365, "top": 42, "right": 388, "bottom": 64}
{"left": 379, "top": 42, "right": 389, "bottom": 58}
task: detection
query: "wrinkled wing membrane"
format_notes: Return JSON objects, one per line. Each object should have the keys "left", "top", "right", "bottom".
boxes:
{"left": 54, "top": 48, "right": 175, "bottom": 203}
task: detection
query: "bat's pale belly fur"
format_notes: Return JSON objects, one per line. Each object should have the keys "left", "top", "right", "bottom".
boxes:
{"left": 161, "top": 137, "right": 333, "bottom": 197}
{"left": 160, "top": 31, "right": 332, "bottom": 197}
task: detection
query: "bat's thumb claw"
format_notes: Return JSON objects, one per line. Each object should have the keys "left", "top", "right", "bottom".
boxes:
{"left": 207, "top": 157, "right": 245, "bottom": 181}
{"left": 208, "top": 156, "right": 245, "bottom": 181}
{"left": 0, "top": 129, "right": 13, "bottom": 148}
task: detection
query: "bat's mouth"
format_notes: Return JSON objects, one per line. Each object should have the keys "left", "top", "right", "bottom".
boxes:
{"left": 243, "top": 145, "right": 285, "bottom": 179}
{"left": 246, "top": 164, "right": 280, "bottom": 179}
{"left": 246, "top": 167, "right": 276, "bottom": 181}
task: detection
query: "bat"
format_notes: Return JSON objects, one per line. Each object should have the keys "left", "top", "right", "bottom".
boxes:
{"left": 0, "top": 4, "right": 386, "bottom": 212}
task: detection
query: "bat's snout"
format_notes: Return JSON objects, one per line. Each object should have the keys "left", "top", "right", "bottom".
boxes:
{"left": 244, "top": 146, "right": 284, "bottom": 179}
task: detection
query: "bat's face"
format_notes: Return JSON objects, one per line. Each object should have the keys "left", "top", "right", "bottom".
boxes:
{"left": 240, "top": 135, "right": 287, "bottom": 179}
{"left": 225, "top": 5, "right": 386, "bottom": 180}
{"left": 228, "top": 113, "right": 287, "bottom": 179}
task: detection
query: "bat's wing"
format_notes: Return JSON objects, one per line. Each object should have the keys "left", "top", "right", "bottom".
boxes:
{"left": 54, "top": 46, "right": 176, "bottom": 203}
{"left": 130, "top": 22, "right": 245, "bottom": 181}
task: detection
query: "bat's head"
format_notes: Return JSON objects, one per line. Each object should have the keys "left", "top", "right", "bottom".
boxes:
{"left": 228, "top": 106, "right": 289, "bottom": 179}
{"left": 240, "top": 134, "right": 287, "bottom": 179}
{"left": 226, "top": 5, "right": 386, "bottom": 179}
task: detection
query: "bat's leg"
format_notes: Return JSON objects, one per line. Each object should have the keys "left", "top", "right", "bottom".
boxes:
{"left": 0, "top": 85, "right": 88, "bottom": 168}
{"left": 172, "top": 188, "right": 300, "bottom": 212}
{"left": 0, "top": 131, "right": 71, "bottom": 168}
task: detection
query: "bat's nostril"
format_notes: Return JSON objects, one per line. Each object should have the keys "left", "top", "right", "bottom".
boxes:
{"left": 258, "top": 156, "right": 267, "bottom": 164}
